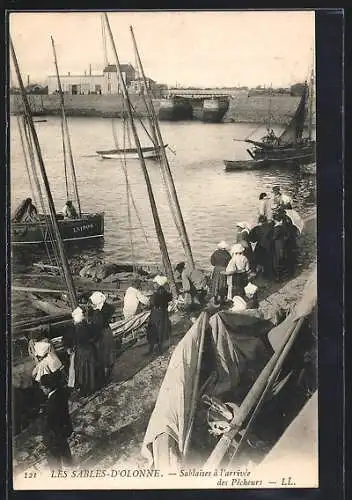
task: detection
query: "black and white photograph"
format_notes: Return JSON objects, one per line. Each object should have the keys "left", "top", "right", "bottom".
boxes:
{"left": 9, "top": 10, "right": 318, "bottom": 490}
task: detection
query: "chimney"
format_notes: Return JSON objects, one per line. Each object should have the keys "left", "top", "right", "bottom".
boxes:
{"left": 84, "top": 70, "right": 86, "bottom": 76}
{"left": 89, "top": 64, "right": 92, "bottom": 76}
{"left": 27, "top": 75, "right": 30, "bottom": 86}
{"left": 68, "top": 72, "right": 70, "bottom": 76}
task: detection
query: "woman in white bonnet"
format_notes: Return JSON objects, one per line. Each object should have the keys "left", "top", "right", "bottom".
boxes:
{"left": 209, "top": 241, "right": 231, "bottom": 305}
{"left": 71, "top": 306, "right": 102, "bottom": 396}
{"left": 89, "top": 291, "right": 116, "bottom": 383}
{"left": 146, "top": 275, "right": 172, "bottom": 355}
{"left": 223, "top": 243, "right": 250, "bottom": 300}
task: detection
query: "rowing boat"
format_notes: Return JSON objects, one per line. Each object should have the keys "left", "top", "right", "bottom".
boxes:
{"left": 96, "top": 144, "right": 168, "bottom": 160}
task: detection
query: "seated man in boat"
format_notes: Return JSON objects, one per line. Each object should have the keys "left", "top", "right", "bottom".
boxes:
{"left": 263, "top": 128, "right": 279, "bottom": 146}
{"left": 174, "top": 262, "right": 208, "bottom": 309}
{"left": 123, "top": 278, "right": 150, "bottom": 320}
{"left": 62, "top": 200, "right": 78, "bottom": 219}
{"left": 12, "top": 197, "right": 38, "bottom": 223}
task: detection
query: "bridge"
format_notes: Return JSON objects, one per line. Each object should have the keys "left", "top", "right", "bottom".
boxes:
{"left": 161, "top": 88, "right": 249, "bottom": 99}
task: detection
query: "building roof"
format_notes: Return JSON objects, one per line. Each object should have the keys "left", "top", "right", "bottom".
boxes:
{"left": 103, "top": 64, "right": 135, "bottom": 73}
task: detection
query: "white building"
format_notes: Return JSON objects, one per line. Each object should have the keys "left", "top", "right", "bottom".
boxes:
{"left": 46, "top": 64, "right": 160, "bottom": 96}
{"left": 47, "top": 72, "right": 104, "bottom": 95}
{"left": 102, "top": 64, "right": 136, "bottom": 94}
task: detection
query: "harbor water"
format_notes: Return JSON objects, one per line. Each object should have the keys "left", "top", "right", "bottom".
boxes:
{"left": 10, "top": 116, "right": 316, "bottom": 270}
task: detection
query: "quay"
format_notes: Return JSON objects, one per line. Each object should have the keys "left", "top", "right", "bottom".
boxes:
{"left": 10, "top": 92, "right": 316, "bottom": 126}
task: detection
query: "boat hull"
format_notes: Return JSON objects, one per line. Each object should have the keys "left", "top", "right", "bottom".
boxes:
{"left": 11, "top": 212, "right": 104, "bottom": 245}
{"left": 97, "top": 145, "right": 167, "bottom": 160}
{"left": 224, "top": 159, "right": 268, "bottom": 171}
{"left": 251, "top": 141, "right": 316, "bottom": 164}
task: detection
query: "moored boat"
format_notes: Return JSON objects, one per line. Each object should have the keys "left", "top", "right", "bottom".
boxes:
{"left": 96, "top": 144, "right": 167, "bottom": 160}
{"left": 239, "top": 71, "right": 316, "bottom": 165}
{"left": 224, "top": 158, "right": 268, "bottom": 171}
{"left": 11, "top": 212, "right": 104, "bottom": 245}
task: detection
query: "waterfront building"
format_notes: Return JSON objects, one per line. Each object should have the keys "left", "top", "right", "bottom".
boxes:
{"left": 47, "top": 72, "right": 104, "bottom": 95}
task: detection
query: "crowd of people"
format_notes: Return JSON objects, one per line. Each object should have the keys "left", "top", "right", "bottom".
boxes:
{"left": 208, "top": 185, "right": 300, "bottom": 311}
{"left": 26, "top": 184, "right": 300, "bottom": 468}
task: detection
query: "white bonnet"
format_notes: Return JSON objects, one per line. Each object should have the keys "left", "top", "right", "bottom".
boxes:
{"left": 153, "top": 275, "right": 168, "bottom": 287}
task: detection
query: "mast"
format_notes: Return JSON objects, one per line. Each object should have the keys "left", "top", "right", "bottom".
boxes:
{"left": 51, "top": 36, "right": 82, "bottom": 216}
{"left": 103, "top": 13, "right": 177, "bottom": 298}
{"left": 130, "top": 25, "right": 195, "bottom": 269}
{"left": 10, "top": 37, "right": 78, "bottom": 308}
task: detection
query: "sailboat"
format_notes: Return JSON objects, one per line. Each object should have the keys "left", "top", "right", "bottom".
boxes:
{"left": 11, "top": 39, "right": 104, "bottom": 246}
{"left": 244, "top": 78, "right": 315, "bottom": 164}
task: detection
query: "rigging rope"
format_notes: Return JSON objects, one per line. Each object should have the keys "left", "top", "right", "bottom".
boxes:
{"left": 23, "top": 116, "right": 66, "bottom": 284}
{"left": 110, "top": 118, "right": 152, "bottom": 251}
{"left": 60, "top": 115, "right": 69, "bottom": 200}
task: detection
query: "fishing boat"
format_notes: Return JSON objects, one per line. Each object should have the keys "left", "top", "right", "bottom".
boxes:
{"left": 12, "top": 212, "right": 104, "bottom": 245}
{"left": 243, "top": 76, "right": 315, "bottom": 165}
{"left": 96, "top": 143, "right": 168, "bottom": 160}
{"left": 11, "top": 41, "right": 105, "bottom": 247}
{"left": 223, "top": 158, "right": 268, "bottom": 171}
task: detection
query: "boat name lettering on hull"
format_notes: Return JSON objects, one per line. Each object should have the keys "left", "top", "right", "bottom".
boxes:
{"left": 72, "top": 223, "right": 94, "bottom": 233}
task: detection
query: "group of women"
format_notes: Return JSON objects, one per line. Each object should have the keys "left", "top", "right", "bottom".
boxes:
{"left": 30, "top": 291, "right": 117, "bottom": 399}
{"left": 209, "top": 187, "right": 299, "bottom": 307}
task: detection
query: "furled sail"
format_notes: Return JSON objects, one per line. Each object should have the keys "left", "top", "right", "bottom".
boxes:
{"left": 279, "top": 83, "right": 308, "bottom": 145}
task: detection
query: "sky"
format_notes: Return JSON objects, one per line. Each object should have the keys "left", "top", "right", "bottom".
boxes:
{"left": 9, "top": 10, "right": 315, "bottom": 88}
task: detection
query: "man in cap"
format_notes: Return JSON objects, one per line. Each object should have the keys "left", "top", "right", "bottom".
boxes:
{"left": 174, "top": 262, "right": 207, "bottom": 309}
{"left": 62, "top": 200, "right": 78, "bottom": 219}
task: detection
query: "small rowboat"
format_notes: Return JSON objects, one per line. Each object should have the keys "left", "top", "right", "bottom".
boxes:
{"left": 223, "top": 159, "right": 268, "bottom": 171}
{"left": 96, "top": 144, "right": 168, "bottom": 160}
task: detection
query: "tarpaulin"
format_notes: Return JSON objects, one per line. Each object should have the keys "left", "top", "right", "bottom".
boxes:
{"left": 142, "top": 310, "right": 273, "bottom": 469}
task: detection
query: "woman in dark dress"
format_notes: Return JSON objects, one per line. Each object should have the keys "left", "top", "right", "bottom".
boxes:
{"left": 272, "top": 212, "right": 288, "bottom": 281}
{"left": 70, "top": 306, "right": 102, "bottom": 396}
{"left": 282, "top": 214, "right": 298, "bottom": 277}
{"left": 89, "top": 292, "right": 116, "bottom": 383}
{"left": 146, "top": 275, "right": 172, "bottom": 355}
{"left": 209, "top": 241, "right": 231, "bottom": 305}
{"left": 249, "top": 215, "right": 274, "bottom": 279}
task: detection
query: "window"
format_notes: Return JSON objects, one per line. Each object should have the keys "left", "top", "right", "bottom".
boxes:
{"left": 108, "top": 83, "right": 111, "bottom": 93}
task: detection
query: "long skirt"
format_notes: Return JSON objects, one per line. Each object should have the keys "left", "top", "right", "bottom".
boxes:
{"left": 74, "top": 344, "right": 100, "bottom": 396}
{"left": 147, "top": 308, "right": 171, "bottom": 349}
{"left": 273, "top": 240, "right": 286, "bottom": 279}
{"left": 231, "top": 272, "right": 248, "bottom": 298}
{"left": 210, "top": 266, "right": 228, "bottom": 298}
{"left": 95, "top": 326, "right": 116, "bottom": 373}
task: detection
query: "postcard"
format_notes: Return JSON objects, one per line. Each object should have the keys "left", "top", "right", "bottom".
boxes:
{"left": 9, "top": 9, "right": 321, "bottom": 491}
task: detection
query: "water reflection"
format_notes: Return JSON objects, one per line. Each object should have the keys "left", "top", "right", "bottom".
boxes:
{"left": 10, "top": 117, "right": 316, "bottom": 271}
